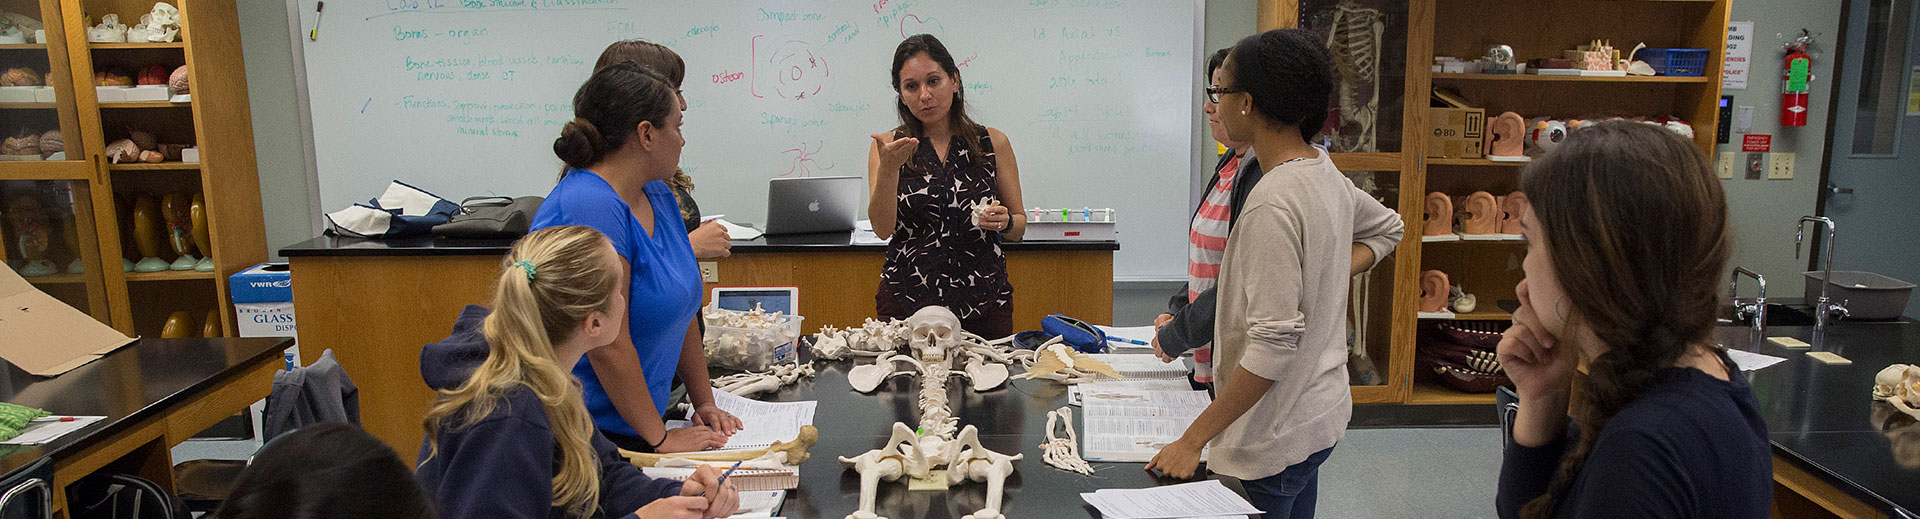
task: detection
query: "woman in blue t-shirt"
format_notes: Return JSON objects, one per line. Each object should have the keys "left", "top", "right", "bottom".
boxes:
{"left": 531, "top": 61, "right": 742, "bottom": 454}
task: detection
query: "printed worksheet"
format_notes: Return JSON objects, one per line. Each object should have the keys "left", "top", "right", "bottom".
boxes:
{"left": 1081, "top": 388, "right": 1211, "bottom": 462}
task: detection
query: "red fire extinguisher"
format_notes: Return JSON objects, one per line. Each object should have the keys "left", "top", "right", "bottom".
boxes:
{"left": 1782, "top": 30, "right": 1816, "bottom": 127}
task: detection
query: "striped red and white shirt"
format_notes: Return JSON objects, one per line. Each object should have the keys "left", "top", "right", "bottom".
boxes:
{"left": 1185, "top": 154, "right": 1240, "bottom": 382}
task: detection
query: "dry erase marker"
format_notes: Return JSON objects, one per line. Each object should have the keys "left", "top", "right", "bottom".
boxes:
{"left": 309, "top": 2, "right": 325, "bottom": 41}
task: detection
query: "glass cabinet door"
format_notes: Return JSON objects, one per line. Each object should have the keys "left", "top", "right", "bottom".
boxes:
{"left": 0, "top": 0, "right": 86, "bottom": 163}
{"left": 2, "top": 179, "right": 108, "bottom": 318}
{"left": 1300, "top": 0, "right": 1409, "bottom": 154}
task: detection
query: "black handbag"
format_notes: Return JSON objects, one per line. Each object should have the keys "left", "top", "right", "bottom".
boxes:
{"left": 431, "top": 196, "right": 543, "bottom": 238}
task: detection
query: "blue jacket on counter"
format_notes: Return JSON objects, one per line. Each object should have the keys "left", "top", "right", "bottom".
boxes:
{"left": 414, "top": 305, "right": 683, "bottom": 519}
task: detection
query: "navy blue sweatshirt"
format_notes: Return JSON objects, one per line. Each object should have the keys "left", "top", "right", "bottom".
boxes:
{"left": 1497, "top": 351, "right": 1772, "bottom": 518}
{"left": 415, "top": 305, "right": 683, "bottom": 519}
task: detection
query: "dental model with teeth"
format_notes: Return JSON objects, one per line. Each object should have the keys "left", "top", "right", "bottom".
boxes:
{"left": 827, "top": 306, "right": 1033, "bottom": 519}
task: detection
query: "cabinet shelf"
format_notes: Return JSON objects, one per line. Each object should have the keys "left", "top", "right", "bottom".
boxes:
{"left": 0, "top": 44, "right": 48, "bottom": 50}
{"left": 1417, "top": 311, "right": 1513, "bottom": 321}
{"left": 125, "top": 270, "right": 216, "bottom": 282}
{"left": 109, "top": 162, "right": 200, "bottom": 171}
{"left": 1433, "top": 73, "right": 1712, "bottom": 83}
{"left": 0, "top": 102, "right": 56, "bottom": 109}
{"left": 1428, "top": 158, "right": 1528, "bottom": 166}
{"left": 22, "top": 273, "right": 87, "bottom": 284}
{"left": 100, "top": 101, "right": 191, "bottom": 109}
{"left": 1407, "top": 381, "right": 1500, "bottom": 405}
{"left": 89, "top": 42, "right": 185, "bottom": 50}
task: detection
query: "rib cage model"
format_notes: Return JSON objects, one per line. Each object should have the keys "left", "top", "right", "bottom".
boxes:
{"left": 1325, "top": 0, "right": 1385, "bottom": 153}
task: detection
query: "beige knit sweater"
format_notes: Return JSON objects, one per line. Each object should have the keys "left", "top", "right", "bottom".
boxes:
{"left": 1208, "top": 149, "right": 1404, "bottom": 480}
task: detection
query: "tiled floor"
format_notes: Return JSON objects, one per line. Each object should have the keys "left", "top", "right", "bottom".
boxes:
{"left": 173, "top": 426, "right": 1504, "bottom": 519}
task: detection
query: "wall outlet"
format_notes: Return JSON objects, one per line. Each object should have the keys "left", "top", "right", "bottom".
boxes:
{"left": 1768, "top": 152, "right": 1795, "bottom": 179}
{"left": 698, "top": 262, "right": 718, "bottom": 283}
{"left": 1718, "top": 152, "right": 1735, "bottom": 179}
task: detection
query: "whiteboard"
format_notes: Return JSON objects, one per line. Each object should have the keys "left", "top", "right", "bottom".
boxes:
{"left": 297, "top": 0, "right": 1198, "bottom": 278}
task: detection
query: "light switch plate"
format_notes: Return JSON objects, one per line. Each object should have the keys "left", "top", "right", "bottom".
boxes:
{"left": 1718, "top": 152, "right": 1736, "bottom": 179}
{"left": 1768, "top": 152, "right": 1795, "bottom": 179}
{"left": 698, "top": 262, "right": 718, "bottom": 283}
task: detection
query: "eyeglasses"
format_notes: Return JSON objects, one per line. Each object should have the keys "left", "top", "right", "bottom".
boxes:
{"left": 1205, "top": 86, "right": 1242, "bottom": 104}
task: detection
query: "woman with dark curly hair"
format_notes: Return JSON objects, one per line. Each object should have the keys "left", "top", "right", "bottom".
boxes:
{"left": 1146, "top": 28, "right": 1403, "bottom": 519}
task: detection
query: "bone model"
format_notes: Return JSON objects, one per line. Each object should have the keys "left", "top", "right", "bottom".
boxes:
{"left": 1876, "top": 364, "right": 1920, "bottom": 421}
{"left": 817, "top": 306, "right": 1039, "bottom": 519}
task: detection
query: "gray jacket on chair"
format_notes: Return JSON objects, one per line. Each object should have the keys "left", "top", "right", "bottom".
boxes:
{"left": 263, "top": 349, "right": 360, "bottom": 440}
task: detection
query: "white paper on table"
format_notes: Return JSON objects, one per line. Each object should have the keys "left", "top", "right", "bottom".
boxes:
{"left": 1068, "top": 379, "right": 1196, "bottom": 406}
{"left": 725, "top": 490, "right": 785, "bottom": 518}
{"left": 711, "top": 218, "right": 764, "bottom": 241}
{"left": 666, "top": 392, "right": 815, "bottom": 452}
{"left": 849, "top": 229, "right": 888, "bottom": 246}
{"left": 1089, "top": 353, "right": 1190, "bottom": 380}
{"left": 2, "top": 416, "right": 105, "bottom": 445}
{"left": 854, "top": 219, "right": 873, "bottom": 231}
{"left": 1726, "top": 348, "right": 1787, "bottom": 372}
{"left": 702, "top": 214, "right": 725, "bottom": 222}
{"left": 1079, "top": 480, "right": 1262, "bottom": 518}
{"left": 1081, "top": 389, "right": 1211, "bottom": 462}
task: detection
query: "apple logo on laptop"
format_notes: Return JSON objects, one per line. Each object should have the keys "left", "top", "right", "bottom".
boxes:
{"left": 808, "top": 200, "right": 821, "bottom": 212}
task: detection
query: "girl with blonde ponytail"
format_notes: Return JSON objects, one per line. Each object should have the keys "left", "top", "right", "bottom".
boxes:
{"left": 415, "top": 226, "right": 739, "bottom": 519}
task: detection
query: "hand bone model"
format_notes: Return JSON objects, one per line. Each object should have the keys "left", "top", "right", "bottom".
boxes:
{"left": 822, "top": 306, "right": 1037, "bottom": 519}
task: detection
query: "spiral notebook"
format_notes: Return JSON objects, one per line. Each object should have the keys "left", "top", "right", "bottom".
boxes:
{"left": 665, "top": 391, "right": 817, "bottom": 451}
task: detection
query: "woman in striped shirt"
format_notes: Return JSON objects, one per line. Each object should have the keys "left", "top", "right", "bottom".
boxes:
{"left": 1152, "top": 47, "right": 1264, "bottom": 386}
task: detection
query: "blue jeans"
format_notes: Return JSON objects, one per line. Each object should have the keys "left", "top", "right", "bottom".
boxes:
{"left": 1240, "top": 445, "right": 1335, "bottom": 519}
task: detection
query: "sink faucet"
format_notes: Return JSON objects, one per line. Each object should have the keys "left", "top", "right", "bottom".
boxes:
{"left": 1729, "top": 267, "right": 1766, "bottom": 336}
{"left": 1795, "top": 216, "right": 1849, "bottom": 332}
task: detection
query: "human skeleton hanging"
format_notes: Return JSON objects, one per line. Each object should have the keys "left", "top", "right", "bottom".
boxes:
{"left": 1324, "top": 0, "right": 1386, "bottom": 153}
{"left": 812, "top": 306, "right": 1047, "bottom": 519}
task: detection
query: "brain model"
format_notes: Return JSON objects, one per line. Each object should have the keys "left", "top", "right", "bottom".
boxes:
{"left": 1, "top": 67, "right": 40, "bottom": 87}
{"left": 37, "top": 130, "right": 60, "bottom": 159}
{"left": 138, "top": 65, "right": 168, "bottom": 85}
{"left": 168, "top": 66, "right": 188, "bottom": 94}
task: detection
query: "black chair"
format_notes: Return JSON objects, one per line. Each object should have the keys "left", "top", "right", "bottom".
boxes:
{"left": 65, "top": 472, "right": 186, "bottom": 519}
{"left": 0, "top": 458, "right": 52, "bottom": 519}
{"left": 1496, "top": 386, "right": 1520, "bottom": 446}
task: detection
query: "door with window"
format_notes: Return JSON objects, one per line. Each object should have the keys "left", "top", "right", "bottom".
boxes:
{"left": 1825, "top": 0, "right": 1920, "bottom": 318}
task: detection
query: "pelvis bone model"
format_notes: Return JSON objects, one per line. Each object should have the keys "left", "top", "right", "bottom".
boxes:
{"left": 820, "top": 306, "right": 1034, "bottom": 519}
{"left": 1875, "top": 364, "right": 1920, "bottom": 420}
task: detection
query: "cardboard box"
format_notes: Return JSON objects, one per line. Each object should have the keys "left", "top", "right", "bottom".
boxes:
{"left": 94, "top": 86, "right": 127, "bottom": 103}
{"left": 0, "top": 267, "right": 135, "bottom": 376}
{"left": 1427, "top": 107, "right": 1486, "bottom": 159}
{"left": 0, "top": 87, "right": 35, "bottom": 103}
{"left": 230, "top": 263, "right": 298, "bottom": 340}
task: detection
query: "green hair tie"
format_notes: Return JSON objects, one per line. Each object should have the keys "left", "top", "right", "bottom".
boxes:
{"left": 512, "top": 259, "right": 536, "bottom": 281}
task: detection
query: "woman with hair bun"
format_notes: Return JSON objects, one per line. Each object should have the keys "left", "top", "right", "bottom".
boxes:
{"left": 530, "top": 61, "right": 742, "bottom": 456}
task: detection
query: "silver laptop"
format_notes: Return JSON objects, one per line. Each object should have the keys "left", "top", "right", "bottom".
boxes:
{"left": 764, "top": 176, "right": 863, "bottom": 235}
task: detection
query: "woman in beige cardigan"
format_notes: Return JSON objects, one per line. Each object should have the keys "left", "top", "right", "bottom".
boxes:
{"left": 1146, "top": 28, "right": 1404, "bottom": 519}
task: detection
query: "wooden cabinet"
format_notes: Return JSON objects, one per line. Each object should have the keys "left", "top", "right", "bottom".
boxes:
{"left": 1258, "top": 0, "right": 1728, "bottom": 404}
{"left": 1, "top": 0, "right": 263, "bottom": 337}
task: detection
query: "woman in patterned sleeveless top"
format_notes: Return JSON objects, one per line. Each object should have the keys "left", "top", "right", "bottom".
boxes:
{"left": 866, "top": 34, "right": 1026, "bottom": 339}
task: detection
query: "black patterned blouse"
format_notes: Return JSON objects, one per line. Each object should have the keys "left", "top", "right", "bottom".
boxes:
{"left": 880, "top": 128, "right": 1012, "bottom": 319}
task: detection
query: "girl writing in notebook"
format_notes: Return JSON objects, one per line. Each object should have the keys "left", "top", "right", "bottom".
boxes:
{"left": 414, "top": 226, "right": 739, "bottom": 519}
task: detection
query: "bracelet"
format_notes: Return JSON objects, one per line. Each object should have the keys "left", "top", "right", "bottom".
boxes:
{"left": 648, "top": 434, "right": 666, "bottom": 451}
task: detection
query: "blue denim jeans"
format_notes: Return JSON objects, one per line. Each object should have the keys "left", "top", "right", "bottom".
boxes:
{"left": 1239, "top": 445, "right": 1336, "bottom": 519}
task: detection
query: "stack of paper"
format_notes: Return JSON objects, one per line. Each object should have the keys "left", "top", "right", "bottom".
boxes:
{"left": 666, "top": 391, "right": 816, "bottom": 451}
{"left": 1068, "top": 379, "right": 1196, "bottom": 406}
{"left": 1080, "top": 480, "right": 1262, "bottom": 518}
{"left": 1089, "top": 353, "right": 1190, "bottom": 380}
{"left": 706, "top": 217, "right": 765, "bottom": 241}
{"left": 1081, "top": 387, "right": 1211, "bottom": 462}
{"left": 725, "top": 490, "right": 786, "bottom": 518}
